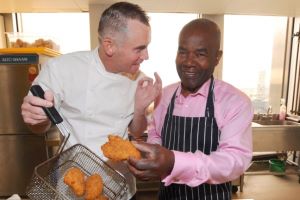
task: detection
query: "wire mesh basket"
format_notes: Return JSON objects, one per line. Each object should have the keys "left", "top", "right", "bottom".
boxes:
{"left": 26, "top": 85, "right": 127, "bottom": 200}
{"left": 26, "top": 144, "right": 127, "bottom": 200}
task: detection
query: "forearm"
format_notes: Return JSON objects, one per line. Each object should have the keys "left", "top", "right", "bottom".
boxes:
{"left": 131, "top": 73, "right": 162, "bottom": 138}
{"left": 128, "top": 111, "right": 147, "bottom": 138}
{"left": 163, "top": 147, "right": 252, "bottom": 187}
{"left": 162, "top": 125, "right": 253, "bottom": 187}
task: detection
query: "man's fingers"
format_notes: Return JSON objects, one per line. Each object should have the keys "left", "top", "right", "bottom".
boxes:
{"left": 132, "top": 142, "right": 159, "bottom": 161}
{"left": 44, "top": 90, "right": 54, "bottom": 103}
{"left": 27, "top": 95, "right": 53, "bottom": 107}
{"left": 127, "top": 157, "right": 158, "bottom": 181}
{"left": 153, "top": 72, "right": 162, "bottom": 96}
{"left": 128, "top": 163, "right": 158, "bottom": 181}
{"left": 138, "top": 77, "right": 153, "bottom": 87}
{"left": 23, "top": 116, "right": 48, "bottom": 125}
{"left": 21, "top": 94, "right": 53, "bottom": 126}
{"left": 154, "top": 72, "right": 162, "bottom": 85}
{"left": 129, "top": 157, "right": 152, "bottom": 170}
{"left": 127, "top": 163, "right": 151, "bottom": 181}
{"left": 132, "top": 141, "right": 154, "bottom": 154}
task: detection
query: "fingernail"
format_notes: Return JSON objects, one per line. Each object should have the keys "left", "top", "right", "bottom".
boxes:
{"left": 46, "top": 102, "right": 53, "bottom": 107}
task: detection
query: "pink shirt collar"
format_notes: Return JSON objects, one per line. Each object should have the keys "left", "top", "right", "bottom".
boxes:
{"left": 176, "top": 79, "right": 212, "bottom": 103}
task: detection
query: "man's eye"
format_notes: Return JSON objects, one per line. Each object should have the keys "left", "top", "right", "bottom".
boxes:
{"left": 178, "top": 50, "right": 186, "bottom": 54}
{"left": 195, "top": 52, "right": 206, "bottom": 57}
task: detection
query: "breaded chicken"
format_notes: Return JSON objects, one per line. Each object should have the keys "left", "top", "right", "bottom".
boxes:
{"left": 63, "top": 167, "right": 85, "bottom": 196}
{"left": 94, "top": 195, "right": 109, "bottom": 200}
{"left": 85, "top": 174, "right": 104, "bottom": 200}
{"left": 101, "top": 135, "right": 141, "bottom": 161}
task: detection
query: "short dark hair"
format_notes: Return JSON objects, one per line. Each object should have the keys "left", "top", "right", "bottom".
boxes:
{"left": 98, "top": 2, "right": 149, "bottom": 39}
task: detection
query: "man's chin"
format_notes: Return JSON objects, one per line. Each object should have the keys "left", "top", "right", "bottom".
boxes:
{"left": 131, "top": 64, "right": 141, "bottom": 73}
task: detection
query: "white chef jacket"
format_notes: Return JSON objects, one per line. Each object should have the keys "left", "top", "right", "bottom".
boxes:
{"left": 33, "top": 47, "right": 143, "bottom": 199}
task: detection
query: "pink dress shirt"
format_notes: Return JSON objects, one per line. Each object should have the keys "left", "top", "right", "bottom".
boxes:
{"left": 147, "top": 78, "right": 253, "bottom": 187}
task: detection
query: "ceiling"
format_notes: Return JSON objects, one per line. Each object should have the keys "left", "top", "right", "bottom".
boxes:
{"left": 0, "top": 0, "right": 300, "bottom": 16}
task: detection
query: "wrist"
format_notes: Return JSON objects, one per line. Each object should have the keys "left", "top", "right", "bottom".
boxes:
{"left": 134, "top": 107, "right": 146, "bottom": 116}
{"left": 167, "top": 150, "right": 175, "bottom": 175}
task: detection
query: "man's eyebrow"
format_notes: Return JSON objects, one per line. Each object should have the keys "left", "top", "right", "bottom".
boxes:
{"left": 178, "top": 46, "right": 188, "bottom": 51}
{"left": 177, "top": 46, "right": 208, "bottom": 54}
{"left": 134, "top": 45, "right": 147, "bottom": 50}
{"left": 196, "top": 48, "right": 208, "bottom": 54}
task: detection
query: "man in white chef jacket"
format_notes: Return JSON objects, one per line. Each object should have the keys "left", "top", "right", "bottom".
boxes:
{"left": 21, "top": 2, "right": 161, "bottom": 199}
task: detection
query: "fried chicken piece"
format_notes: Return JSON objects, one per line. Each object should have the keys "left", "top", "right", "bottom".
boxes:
{"left": 85, "top": 174, "right": 104, "bottom": 200}
{"left": 94, "top": 195, "right": 109, "bottom": 200}
{"left": 101, "top": 135, "right": 141, "bottom": 161}
{"left": 63, "top": 167, "right": 85, "bottom": 196}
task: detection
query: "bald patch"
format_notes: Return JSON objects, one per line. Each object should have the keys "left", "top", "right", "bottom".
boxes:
{"left": 180, "top": 19, "right": 221, "bottom": 49}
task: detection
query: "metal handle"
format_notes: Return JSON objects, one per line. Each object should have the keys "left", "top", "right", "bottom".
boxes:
{"left": 30, "top": 85, "right": 63, "bottom": 125}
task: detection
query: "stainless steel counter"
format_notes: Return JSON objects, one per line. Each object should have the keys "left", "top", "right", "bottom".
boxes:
{"left": 248, "top": 121, "right": 300, "bottom": 177}
{"left": 252, "top": 122, "right": 300, "bottom": 151}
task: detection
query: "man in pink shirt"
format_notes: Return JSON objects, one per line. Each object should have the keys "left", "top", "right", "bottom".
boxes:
{"left": 128, "top": 18, "right": 253, "bottom": 199}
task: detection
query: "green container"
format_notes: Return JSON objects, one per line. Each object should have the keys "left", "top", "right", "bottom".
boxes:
{"left": 269, "top": 159, "right": 286, "bottom": 172}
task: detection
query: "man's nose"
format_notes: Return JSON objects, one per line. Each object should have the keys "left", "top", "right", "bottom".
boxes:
{"left": 141, "top": 49, "right": 149, "bottom": 60}
{"left": 184, "top": 53, "right": 195, "bottom": 65}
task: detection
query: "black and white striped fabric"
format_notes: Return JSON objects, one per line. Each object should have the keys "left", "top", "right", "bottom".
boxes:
{"left": 159, "top": 77, "right": 231, "bottom": 200}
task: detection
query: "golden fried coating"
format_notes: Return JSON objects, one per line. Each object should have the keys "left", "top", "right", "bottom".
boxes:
{"left": 101, "top": 135, "right": 141, "bottom": 161}
{"left": 85, "top": 174, "right": 104, "bottom": 200}
{"left": 63, "top": 167, "right": 85, "bottom": 196}
{"left": 94, "top": 195, "right": 109, "bottom": 200}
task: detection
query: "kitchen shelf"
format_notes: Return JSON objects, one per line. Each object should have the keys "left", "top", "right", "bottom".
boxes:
{"left": 245, "top": 159, "right": 300, "bottom": 176}
{"left": 0, "top": 47, "right": 61, "bottom": 57}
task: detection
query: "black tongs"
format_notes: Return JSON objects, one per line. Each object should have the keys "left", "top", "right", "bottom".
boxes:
{"left": 30, "top": 85, "right": 70, "bottom": 154}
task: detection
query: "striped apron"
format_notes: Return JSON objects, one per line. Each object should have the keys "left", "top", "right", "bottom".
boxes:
{"left": 159, "top": 77, "right": 231, "bottom": 200}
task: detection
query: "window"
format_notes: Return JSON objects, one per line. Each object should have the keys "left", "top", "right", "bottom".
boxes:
{"left": 141, "top": 13, "right": 198, "bottom": 87}
{"left": 287, "top": 17, "right": 300, "bottom": 116}
{"left": 18, "top": 13, "right": 90, "bottom": 54}
{"left": 17, "top": 12, "right": 197, "bottom": 85}
{"left": 223, "top": 15, "right": 288, "bottom": 113}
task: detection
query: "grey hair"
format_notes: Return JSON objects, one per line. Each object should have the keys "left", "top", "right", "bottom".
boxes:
{"left": 98, "top": 2, "right": 149, "bottom": 41}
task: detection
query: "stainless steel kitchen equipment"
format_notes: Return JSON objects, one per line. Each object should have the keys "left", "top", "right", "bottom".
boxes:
{"left": 26, "top": 85, "right": 127, "bottom": 200}
{"left": 0, "top": 48, "right": 59, "bottom": 197}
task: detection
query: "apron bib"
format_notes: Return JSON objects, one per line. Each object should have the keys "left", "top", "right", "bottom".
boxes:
{"left": 159, "top": 77, "right": 231, "bottom": 200}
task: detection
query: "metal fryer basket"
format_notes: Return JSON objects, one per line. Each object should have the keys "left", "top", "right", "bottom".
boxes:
{"left": 26, "top": 85, "right": 128, "bottom": 200}
{"left": 26, "top": 143, "right": 127, "bottom": 200}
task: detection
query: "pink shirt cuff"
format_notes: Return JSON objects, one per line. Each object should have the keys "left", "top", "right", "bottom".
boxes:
{"left": 162, "top": 150, "right": 209, "bottom": 187}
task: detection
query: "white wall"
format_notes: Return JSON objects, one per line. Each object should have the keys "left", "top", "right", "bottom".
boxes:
{"left": 89, "top": 4, "right": 109, "bottom": 49}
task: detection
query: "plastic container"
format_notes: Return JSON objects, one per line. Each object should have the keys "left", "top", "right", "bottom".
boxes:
{"left": 5, "top": 32, "right": 60, "bottom": 51}
{"left": 269, "top": 159, "right": 286, "bottom": 172}
{"left": 279, "top": 98, "right": 287, "bottom": 120}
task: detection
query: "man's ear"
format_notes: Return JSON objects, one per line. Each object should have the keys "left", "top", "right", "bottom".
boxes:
{"left": 215, "top": 50, "right": 223, "bottom": 65}
{"left": 101, "top": 37, "right": 115, "bottom": 57}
